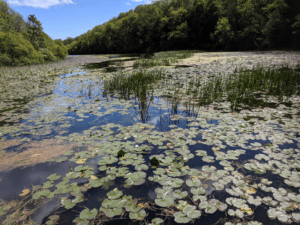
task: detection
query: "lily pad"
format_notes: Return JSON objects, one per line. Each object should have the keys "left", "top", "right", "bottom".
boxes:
{"left": 79, "top": 208, "right": 98, "bottom": 220}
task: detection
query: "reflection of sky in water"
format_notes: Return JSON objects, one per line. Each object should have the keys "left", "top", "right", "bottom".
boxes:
{"left": 23, "top": 69, "right": 205, "bottom": 136}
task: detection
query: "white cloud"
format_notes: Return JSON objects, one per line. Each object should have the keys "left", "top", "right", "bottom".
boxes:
{"left": 7, "top": 0, "right": 75, "bottom": 9}
{"left": 126, "top": 2, "right": 131, "bottom": 5}
{"left": 131, "top": 0, "right": 143, "bottom": 2}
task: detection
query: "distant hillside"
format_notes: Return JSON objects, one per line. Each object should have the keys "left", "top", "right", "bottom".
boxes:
{"left": 65, "top": 0, "right": 300, "bottom": 55}
{"left": 0, "top": 0, "right": 68, "bottom": 67}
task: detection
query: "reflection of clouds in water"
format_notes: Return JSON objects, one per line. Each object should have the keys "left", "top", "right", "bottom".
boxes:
{"left": 148, "top": 115, "right": 160, "bottom": 126}
{"left": 38, "top": 95, "right": 71, "bottom": 114}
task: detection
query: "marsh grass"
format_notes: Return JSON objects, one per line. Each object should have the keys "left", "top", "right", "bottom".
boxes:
{"left": 133, "top": 50, "right": 202, "bottom": 69}
{"left": 193, "top": 63, "right": 300, "bottom": 111}
{"left": 103, "top": 68, "right": 166, "bottom": 100}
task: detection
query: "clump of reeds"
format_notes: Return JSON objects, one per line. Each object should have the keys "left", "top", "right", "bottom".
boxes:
{"left": 194, "top": 63, "right": 300, "bottom": 111}
{"left": 103, "top": 68, "right": 166, "bottom": 99}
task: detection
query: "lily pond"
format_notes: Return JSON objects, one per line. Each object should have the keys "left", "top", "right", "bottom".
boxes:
{"left": 0, "top": 50, "right": 300, "bottom": 225}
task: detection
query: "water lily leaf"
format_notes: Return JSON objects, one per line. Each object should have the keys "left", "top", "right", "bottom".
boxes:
{"left": 125, "top": 200, "right": 141, "bottom": 212}
{"left": 150, "top": 218, "right": 164, "bottom": 225}
{"left": 56, "top": 157, "right": 68, "bottom": 163}
{"left": 63, "top": 151, "right": 74, "bottom": 156}
{"left": 99, "top": 165, "right": 108, "bottom": 171}
{"left": 186, "top": 178, "right": 201, "bottom": 187}
{"left": 247, "top": 196, "right": 262, "bottom": 206}
{"left": 41, "top": 189, "right": 51, "bottom": 197}
{"left": 226, "top": 197, "right": 247, "bottom": 208}
{"left": 153, "top": 168, "right": 166, "bottom": 175}
{"left": 173, "top": 190, "right": 188, "bottom": 199}
{"left": 193, "top": 195, "right": 207, "bottom": 202}
{"left": 255, "top": 154, "right": 270, "bottom": 161}
{"left": 262, "top": 197, "right": 278, "bottom": 206}
{"left": 199, "top": 201, "right": 209, "bottom": 209}
{"left": 202, "top": 165, "right": 216, "bottom": 173}
{"left": 76, "top": 158, "right": 86, "bottom": 164}
{"left": 226, "top": 187, "right": 243, "bottom": 197}
{"left": 195, "top": 150, "right": 207, "bottom": 157}
{"left": 107, "top": 188, "right": 123, "bottom": 200}
{"left": 188, "top": 169, "right": 199, "bottom": 176}
{"left": 205, "top": 205, "right": 217, "bottom": 214}
{"left": 247, "top": 221, "right": 263, "bottom": 225}
{"left": 287, "top": 193, "right": 300, "bottom": 203}
{"left": 174, "top": 211, "right": 191, "bottom": 224}
{"left": 202, "top": 156, "right": 215, "bottom": 163}
{"left": 183, "top": 205, "right": 201, "bottom": 219}
{"left": 191, "top": 187, "right": 206, "bottom": 195}
{"left": 90, "top": 175, "right": 98, "bottom": 180}
{"left": 171, "top": 178, "right": 184, "bottom": 188}
{"left": 176, "top": 201, "right": 189, "bottom": 210}
{"left": 129, "top": 209, "right": 146, "bottom": 220}
{"left": 47, "top": 173, "right": 61, "bottom": 181}
{"left": 135, "top": 164, "right": 149, "bottom": 171}
{"left": 155, "top": 195, "right": 174, "bottom": 207}
{"left": 292, "top": 213, "right": 300, "bottom": 222}
{"left": 104, "top": 207, "right": 122, "bottom": 218}
{"left": 228, "top": 209, "right": 244, "bottom": 218}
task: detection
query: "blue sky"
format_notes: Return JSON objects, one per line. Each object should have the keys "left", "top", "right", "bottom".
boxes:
{"left": 5, "top": 0, "right": 154, "bottom": 40}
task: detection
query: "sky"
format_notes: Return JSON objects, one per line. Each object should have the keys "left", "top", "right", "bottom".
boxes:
{"left": 4, "top": 0, "right": 155, "bottom": 40}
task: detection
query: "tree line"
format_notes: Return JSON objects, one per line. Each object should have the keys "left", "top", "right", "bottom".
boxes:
{"left": 0, "top": 0, "right": 68, "bottom": 67}
{"left": 65, "top": 0, "right": 300, "bottom": 55}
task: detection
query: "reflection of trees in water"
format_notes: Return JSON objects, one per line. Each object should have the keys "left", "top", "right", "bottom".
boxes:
{"left": 77, "top": 78, "right": 201, "bottom": 127}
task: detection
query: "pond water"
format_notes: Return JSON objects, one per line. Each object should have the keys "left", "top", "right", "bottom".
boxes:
{"left": 0, "top": 51, "right": 300, "bottom": 225}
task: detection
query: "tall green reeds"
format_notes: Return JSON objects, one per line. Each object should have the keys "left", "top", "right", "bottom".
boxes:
{"left": 103, "top": 68, "right": 166, "bottom": 100}
{"left": 194, "top": 63, "right": 300, "bottom": 111}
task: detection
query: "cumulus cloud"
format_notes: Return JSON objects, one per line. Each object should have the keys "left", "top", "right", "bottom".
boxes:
{"left": 7, "top": 0, "right": 75, "bottom": 9}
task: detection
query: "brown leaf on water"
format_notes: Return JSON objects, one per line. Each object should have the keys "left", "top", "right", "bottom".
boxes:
{"left": 290, "top": 203, "right": 299, "bottom": 209}
{"left": 244, "top": 187, "right": 256, "bottom": 194}
{"left": 19, "top": 189, "right": 30, "bottom": 197}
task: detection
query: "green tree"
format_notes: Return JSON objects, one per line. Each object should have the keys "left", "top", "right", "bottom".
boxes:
{"left": 291, "top": 14, "right": 300, "bottom": 48}
{"left": 25, "top": 14, "right": 45, "bottom": 50}
{"left": 210, "top": 17, "right": 234, "bottom": 49}
{"left": 0, "top": 31, "right": 44, "bottom": 66}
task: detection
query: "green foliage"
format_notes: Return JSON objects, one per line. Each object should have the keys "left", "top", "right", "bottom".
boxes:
{"left": 67, "top": 0, "right": 300, "bottom": 54}
{"left": 0, "top": 31, "right": 44, "bottom": 67}
{"left": 0, "top": 1, "right": 68, "bottom": 67}
{"left": 210, "top": 17, "right": 234, "bottom": 48}
{"left": 24, "top": 14, "right": 45, "bottom": 50}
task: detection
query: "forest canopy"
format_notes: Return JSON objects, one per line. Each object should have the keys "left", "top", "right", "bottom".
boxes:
{"left": 0, "top": 0, "right": 68, "bottom": 67}
{"left": 66, "top": 0, "right": 300, "bottom": 55}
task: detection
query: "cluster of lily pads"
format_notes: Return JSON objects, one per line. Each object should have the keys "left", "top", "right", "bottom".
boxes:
{"left": 0, "top": 51, "right": 300, "bottom": 224}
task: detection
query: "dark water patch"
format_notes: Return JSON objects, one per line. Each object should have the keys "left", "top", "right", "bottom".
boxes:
{"left": 174, "top": 65, "right": 193, "bottom": 68}
{"left": 83, "top": 58, "right": 136, "bottom": 72}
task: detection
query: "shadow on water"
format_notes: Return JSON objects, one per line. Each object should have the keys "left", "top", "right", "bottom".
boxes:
{"left": 82, "top": 53, "right": 155, "bottom": 71}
